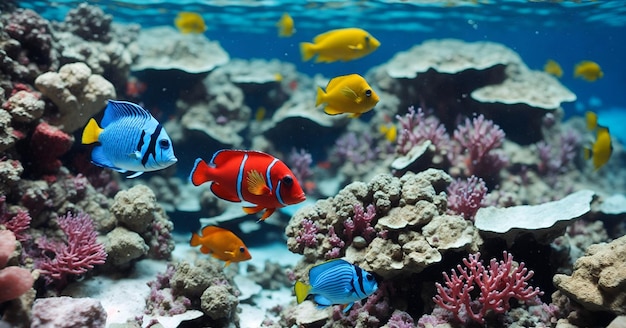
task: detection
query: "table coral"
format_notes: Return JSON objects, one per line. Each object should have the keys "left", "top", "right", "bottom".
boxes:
{"left": 34, "top": 62, "right": 115, "bottom": 133}
{"left": 553, "top": 235, "right": 626, "bottom": 315}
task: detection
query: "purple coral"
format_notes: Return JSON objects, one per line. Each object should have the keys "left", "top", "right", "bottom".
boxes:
{"left": 452, "top": 114, "right": 508, "bottom": 179}
{"left": 145, "top": 264, "right": 191, "bottom": 316}
{"left": 295, "top": 219, "right": 318, "bottom": 248}
{"left": 446, "top": 176, "right": 487, "bottom": 221}
{"left": 343, "top": 203, "right": 377, "bottom": 243}
{"left": 333, "top": 132, "right": 380, "bottom": 165}
{"left": 287, "top": 148, "right": 313, "bottom": 183}
{"left": 396, "top": 106, "right": 451, "bottom": 156}
{"left": 324, "top": 226, "right": 345, "bottom": 259}
{"left": 537, "top": 129, "right": 581, "bottom": 180}
{"left": 35, "top": 212, "right": 107, "bottom": 289}
{"left": 433, "top": 252, "right": 543, "bottom": 324}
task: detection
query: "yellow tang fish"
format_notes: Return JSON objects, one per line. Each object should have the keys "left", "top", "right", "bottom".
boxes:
{"left": 544, "top": 59, "right": 563, "bottom": 78}
{"left": 585, "top": 111, "right": 598, "bottom": 131}
{"left": 379, "top": 124, "right": 397, "bottom": 142}
{"left": 300, "top": 28, "right": 380, "bottom": 63}
{"left": 574, "top": 60, "right": 603, "bottom": 82}
{"left": 316, "top": 74, "right": 380, "bottom": 118}
{"left": 174, "top": 12, "right": 207, "bottom": 34}
{"left": 276, "top": 12, "right": 295, "bottom": 37}
{"left": 584, "top": 126, "right": 612, "bottom": 170}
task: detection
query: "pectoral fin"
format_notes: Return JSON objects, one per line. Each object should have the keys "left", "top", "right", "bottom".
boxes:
{"left": 247, "top": 169, "right": 271, "bottom": 195}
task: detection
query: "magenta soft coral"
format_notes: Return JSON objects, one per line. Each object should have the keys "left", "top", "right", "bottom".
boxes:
{"left": 452, "top": 114, "right": 508, "bottom": 179}
{"left": 343, "top": 203, "right": 377, "bottom": 243}
{"left": 446, "top": 175, "right": 487, "bottom": 221}
{"left": 35, "top": 212, "right": 107, "bottom": 289}
{"left": 433, "top": 251, "right": 543, "bottom": 324}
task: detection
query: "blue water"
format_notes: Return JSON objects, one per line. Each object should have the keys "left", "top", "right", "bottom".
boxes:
{"left": 19, "top": 0, "right": 626, "bottom": 117}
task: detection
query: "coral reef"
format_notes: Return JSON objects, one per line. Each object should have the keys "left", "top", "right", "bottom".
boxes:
{"left": 31, "top": 296, "right": 107, "bottom": 328}
{"left": 0, "top": 230, "right": 34, "bottom": 303}
{"left": 34, "top": 62, "right": 115, "bottom": 132}
{"left": 553, "top": 235, "right": 626, "bottom": 315}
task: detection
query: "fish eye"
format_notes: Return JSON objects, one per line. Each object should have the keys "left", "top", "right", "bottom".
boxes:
{"left": 366, "top": 274, "right": 374, "bottom": 281}
{"left": 239, "top": 246, "right": 245, "bottom": 253}
{"left": 282, "top": 175, "right": 293, "bottom": 187}
{"left": 365, "top": 90, "right": 372, "bottom": 97}
{"left": 159, "top": 139, "right": 170, "bottom": 149}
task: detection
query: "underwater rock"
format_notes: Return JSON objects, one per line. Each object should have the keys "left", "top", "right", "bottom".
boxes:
{"left": 0, "top": 109, "right": 16, "bottom": 152}
{"left": 0, "top": 158, "right": 23, "bottom": 196}
{"left": 286, "top": 169, "right": 480, "bottom": 279}
{"left": 2, "top": 90, "right": 45, "bottom": 123}
{"left": 553, "top": 235, "right": 626, "bottom": 315}
{"left": 201, "top": 285, "right": 238, "bottom": 320}
{"left": 474, "top": 189, "right": 595, "bottom": 246}
{"left": 61, "top": 3, "right": 113, "bottom": 43}
{"left": 102, "top": 226, "right": 148, "bottom": 269}
{"left": 34, "top": 62, "right": 115, "bottom": 133}
{"left": 132, "top": 26, "right": 229, "bottom": 74}
{"left": 111, "top": 185, "right": 159, "bottom": 234}
{"left": 31, "top": 296, "right": 107, "bottom": 328}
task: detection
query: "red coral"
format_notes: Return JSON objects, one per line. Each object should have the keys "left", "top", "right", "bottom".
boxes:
{"left": 29, "top": 122, "right": 73, "bottom": 175}
{"left": 35, "top": 212, "right": 107, "bottom": 289}
{"left": 446, "top": 176, "right": 487, "bottom": 221}
{"left": 433, "top": 251, "right": 543, "bottom": 324}
{"left": 452, "top": 115, "right": 508, "bottom": 179}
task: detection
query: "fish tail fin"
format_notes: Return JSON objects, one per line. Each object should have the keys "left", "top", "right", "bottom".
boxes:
{"left": 81, "top": 118, "right": 103, "bottom": 145}
{"left": 190, "top": 232, "right": 201, "bottom": 247}
{"left": 189, "top": 158, "right": 213, "bottom": 186}
{"left": 294, "top": 281, "right": 311, "bottom": 304}
{"left": 300, "top": 42, "right": 315, "bottom": 62}
{"left": 315, "top": 87, "right": 325, "bottom": 107}
{"left": 583, "top": 147, "right": 593, "bottom": 160}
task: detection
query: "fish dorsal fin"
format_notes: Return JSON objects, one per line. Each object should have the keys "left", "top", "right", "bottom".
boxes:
{"left": 313, "top": 29, "right": 339, "bottom": 44}
{"left": 101, "top": 100, "right": 151, "bottom": 128}
{"left": 309, "top": 259, "right": 349, "bottom": 283}
{"left": 209, "top": 149, "right": 246, "bottom": 167}
{"left": 326, "top": 75, "right": 352, "bottom": 92}
{"left": 201, "top": 225, "right": 224, "bottom": 237}
{"left": 247, "top": 169, "right": 270, "bottom": 195}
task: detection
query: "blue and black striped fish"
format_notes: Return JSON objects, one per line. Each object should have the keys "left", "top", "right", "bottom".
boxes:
{"left": 81, "top": 100, "right": 177, "bottom": 178}
{"left": 294, "top": 259, "right": 378, "bottom": 312}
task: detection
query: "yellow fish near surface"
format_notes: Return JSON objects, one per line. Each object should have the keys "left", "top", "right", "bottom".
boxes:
{"left": 584, "top": 127, "right": 613, "bottom": 170}
{"left": 190, "top": 225, "right": 252, "bottom": 267}
{"left": 276, "top": 12, "right": 295, "bottom": 37}
{"left": 574, "top": 60, "right": 603, "bottom": 82}
{"left": 544, "top": 59, "right": 563, "bottom": 78}
{"left": 379, "top": 124, "right": 397, "bottom": 142}
{"left": 316, "top": 74, "right": 380, "bottom": 118}
{"left": 174, "top": 12, "right": 207, "bottom": 34}
{"left": 300, "top": 28, "right": 380, "bottom": 63}
{"left": 585, "top": 111, "right": 599, "bottom": 131}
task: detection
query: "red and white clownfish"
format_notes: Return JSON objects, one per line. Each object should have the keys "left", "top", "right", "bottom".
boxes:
{"left": 189, "top": 150, "right": 306, "bottom": 221}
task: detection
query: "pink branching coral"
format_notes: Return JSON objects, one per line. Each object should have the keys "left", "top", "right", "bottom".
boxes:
{"left": 35, "top": 212, "right": 107, "bottom": 289}
{"left": 446, "top": 176, "right": 488, "bottom": 221}
{"left": 433, "top": 251, "right": 543, "bottom": 324}
{"left": 452, "top": 114, "right": 508, "bottom": 178}
{"left": 343, "top": 203, "right": 377, "bottom": 243}
{"left": 396, "top": 106, "right": 450, "bottom": 156}
{"left": 295, "top": 219, "right": 318, "bottom": 248}
{"left": 0, "top": 196, "right": 31, "bottom": 242}
{"left": 536, "top": 129, "right": 581, "bottom": 181}
{"left": 324, "top": 226, "right": 345, "bottom": 259}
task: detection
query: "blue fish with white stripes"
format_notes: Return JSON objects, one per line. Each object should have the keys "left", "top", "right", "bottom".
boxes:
{"left": 189, "top": 150, "right": 305, "bottom": 221}
{"left": 294, "top": 259, "right": 378, "bottom": 312}
{"left": 81, "top": 100, "right": 177, "bottom": 178}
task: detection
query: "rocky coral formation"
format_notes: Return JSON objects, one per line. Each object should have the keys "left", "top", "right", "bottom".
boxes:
{"left": 553, "top": 235, "right": 626, "bottom": 315}
{"left": 132, "top": 26, "right": 229, "bottom": 73}
{"left": 373, "top": 39, "right": 576, "bottom": 144}
{"left": 34, "top": 62, "right": 115, "bottom": 133}
{"left": 286, "top": 169, "right": 482, "bottom": 279}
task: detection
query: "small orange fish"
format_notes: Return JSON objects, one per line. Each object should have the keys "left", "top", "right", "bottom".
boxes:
{"left": 190, "top": 225, "right": 252, "bottom": 266}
